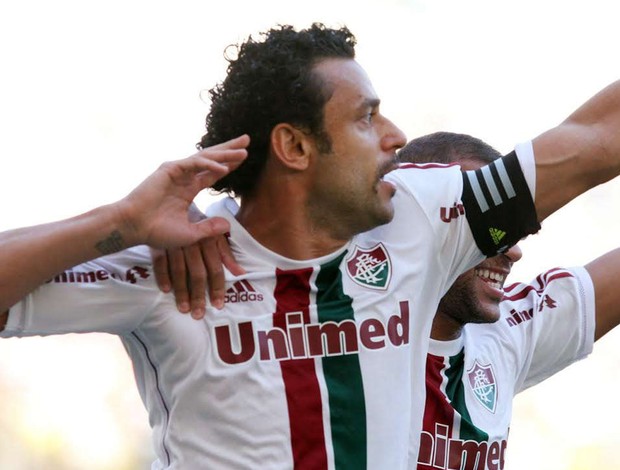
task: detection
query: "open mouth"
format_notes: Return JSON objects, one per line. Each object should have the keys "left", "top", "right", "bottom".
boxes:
{"left": 377, "top": 158, "right": 399, "bottom": 180}
{"left": 474, "top": 268, "right": 506, "bottom": 290}
{"left": 376, "top": 160, "right": 399, "bottom": 193}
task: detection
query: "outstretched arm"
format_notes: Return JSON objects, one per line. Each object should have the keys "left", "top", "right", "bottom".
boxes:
{"left": 0, "top": 135, "right": 249, "bottom": 316}
{"left": 533, "top": 80, "right": 620, "bottom": 221}
{"left": 584, "top": 248, "right": 620, "bottom": 341}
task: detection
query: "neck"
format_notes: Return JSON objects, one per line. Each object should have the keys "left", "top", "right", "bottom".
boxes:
{"left": 430, "top": 312, "right": 464, "bottom": 341}
{"left": 236, "top": 191, "right": 349, "bottom": 261}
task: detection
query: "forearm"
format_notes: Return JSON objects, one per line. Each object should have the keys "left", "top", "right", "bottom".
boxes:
{"left": 0, "top": 203, "right": 136, "bottom": 314}
{"left": 0, "top": 134, "right": 249, "bottom": 321}
{"left": 584, "top": 247, "right": 620, "bottom": 341}
{"left": 532, "top": 80, "right": 620, "bottom": 220}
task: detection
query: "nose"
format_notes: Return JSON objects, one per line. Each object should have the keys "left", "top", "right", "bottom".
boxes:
{"left": 504, "top": 244, "right": 523, "bottom": 263}
{"left": 382, "top": 117, "right": 407, "bottom": 152}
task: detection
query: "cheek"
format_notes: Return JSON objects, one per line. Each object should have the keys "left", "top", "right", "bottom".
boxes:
{"left": 332, "top": 130, "right": 376, "bottom": 167}
{"left": 440, "top": 278, "right": 472, "bottom": 312}
{"left": 337, "top": 164, "right": 366, "bottom": 192}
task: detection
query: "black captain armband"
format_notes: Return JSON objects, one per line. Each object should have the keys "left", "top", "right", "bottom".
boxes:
{"left": 461, "top": 151, "right": 541, "bottom": 257}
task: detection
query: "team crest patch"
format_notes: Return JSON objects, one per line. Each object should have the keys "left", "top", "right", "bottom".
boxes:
{"left": 467, "top": 360, "right": 497, "bottom": 413}
{"left": 345, "top": 243, "right": 391, "bottom": 290}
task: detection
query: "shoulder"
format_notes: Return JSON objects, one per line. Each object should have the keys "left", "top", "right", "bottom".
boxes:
{"left": 502, "top": 267, "right": 577, "bottom": 301}
{"left": 47, "top": 245, "right": 156, "bottom": 290}
{"left": 386, "top": 163, "right": 465, "bottom": 219}
{"left": 494, "top": 267, "right": 592, "bottom": 335}
{"left": 387, "top": 162, "right": 462, "bottom": 194}
{"left": 79, "top": 245, "right": 152, "bottom": 273}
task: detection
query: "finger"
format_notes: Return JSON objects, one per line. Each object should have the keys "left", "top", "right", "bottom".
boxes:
{"left": 163, "top": 152, "right": 244, "bottom": 195}
{"left": 194, "top": 154, "right": 247, "bottom": 189}
{"left": 151, "top": 248, "right": 171, "bottom": 293}
{"left": 189, "top": 134, "right": 250, "bottom": 169}
{"left": 203, "top": 134, "right": 250, "bottom": 152}
{"left": 168, "top": 147, "right": 247, "bottom": 184}
{"left": 190, "top": 218, "right": 231, "bottom": 243}
{"left": 217, "top": 234, "right": 246, "bottom": 276}
{"left": 183, "top": 245, "right": 207, "bottom": 320}
{"left": 167, "top": 248, "right": 190, "bottom": 313}
{"left": 183, "top": 153, "right": 244, "bottom": 177}
{"left": 201, "top": 236, "right": 226, "bottom": 311}
{"left": 188, "top": 134, "right": 250, "bottom": 171}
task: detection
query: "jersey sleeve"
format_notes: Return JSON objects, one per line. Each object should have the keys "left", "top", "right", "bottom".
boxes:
{"left": 501, "top": 266, "right": 596, "bottom": 393}
{"left": 0, "top": 246, "right": 163, "bottom": 338}
{"left": 387, "top": 151, "right": 538, "bottom": 294}
{"left": 386, "top": 163, "right": 484, "bottom": 294}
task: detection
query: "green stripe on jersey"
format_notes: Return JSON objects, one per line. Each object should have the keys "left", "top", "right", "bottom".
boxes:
{"left": 316, "top": 252, "right": 367, "bottom": 470}
{"left": 446, "top": 350, "right": 489, "bottom": 442}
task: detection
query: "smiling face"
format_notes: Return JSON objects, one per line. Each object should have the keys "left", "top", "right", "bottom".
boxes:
{"left": 432, "top": 158, "right": 523, "bottom": 340}
{"left": 305, "top": 58, "right": 406, "bottom": 239}
{"left": 435, "top": 245, "right": 523, "bottom": 334}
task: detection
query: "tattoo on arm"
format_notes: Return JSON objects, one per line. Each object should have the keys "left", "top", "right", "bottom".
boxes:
{"left": 95, "top": 230, "right": 125, "bottom": 255}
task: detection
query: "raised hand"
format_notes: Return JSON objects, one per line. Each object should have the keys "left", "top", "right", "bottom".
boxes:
{"left": 0, "top": 135, "right": 248, "bottom": 315}
{"left": 118, "top": 135, "right": 249, "bottom": 249}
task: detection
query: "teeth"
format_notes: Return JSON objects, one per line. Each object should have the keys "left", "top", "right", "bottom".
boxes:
{"left": 475, "top": 268, "right": 506, "bottom": 287}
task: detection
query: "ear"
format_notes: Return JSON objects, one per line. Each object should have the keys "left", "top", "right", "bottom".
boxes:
{"left": 271, "top": 123, "right": 311, "bottom": 170}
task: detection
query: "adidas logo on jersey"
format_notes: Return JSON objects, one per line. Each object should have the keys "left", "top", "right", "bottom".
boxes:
{"left": 224, "top": 280, "right": 264, "bottom": 303}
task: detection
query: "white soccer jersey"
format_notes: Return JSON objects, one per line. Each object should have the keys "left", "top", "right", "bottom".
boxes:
{"left": 2, "top": 156, "right": 535, "bottom": 469}
{"left": 417, "top": 267, "right": 596, "bottom": 470}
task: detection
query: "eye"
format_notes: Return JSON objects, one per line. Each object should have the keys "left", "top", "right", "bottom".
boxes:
{"left": 365, "top": 110, "right": 377, "bottom": 123}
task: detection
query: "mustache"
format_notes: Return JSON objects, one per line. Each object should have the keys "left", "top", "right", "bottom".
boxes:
{"left": 378, "top": 156, "right": 399, "bottom": 179}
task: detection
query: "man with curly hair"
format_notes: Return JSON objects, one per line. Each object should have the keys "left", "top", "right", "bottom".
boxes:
{"left": 5, "top": 23, "right": 620, "bottom": 469}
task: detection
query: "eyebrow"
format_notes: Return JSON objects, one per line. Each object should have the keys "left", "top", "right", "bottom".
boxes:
{"left": 353, "top": 97, "right": 380, "bottom": 115}
{"left": 363, "top": 98, "right": 381, "bottom": 109}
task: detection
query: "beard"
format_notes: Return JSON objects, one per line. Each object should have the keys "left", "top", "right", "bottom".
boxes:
{"left": 438, "top": 272, "right": 501, "bottom": 326}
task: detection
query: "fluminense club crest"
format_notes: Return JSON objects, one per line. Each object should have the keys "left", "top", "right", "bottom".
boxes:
{"left": 467, "top": 360, "right": 497, "bottom": 413}
{"left": 345, "top": 243, "right": 392, "bottom": 290}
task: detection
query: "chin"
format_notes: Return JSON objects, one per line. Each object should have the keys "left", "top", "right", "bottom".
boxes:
{"left": 468, "top": 298, "right": 502, "bottom": 324}
{"left": 376, "top": 202, "right": 395, "bottom": 227}
{"left": 477, "top": 307, "right": 501, "bottom": 324}
{"left": 346, "top": 204, "right": 394, "bottom": 236}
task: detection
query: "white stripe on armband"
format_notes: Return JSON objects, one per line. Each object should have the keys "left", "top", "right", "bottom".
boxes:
{"left": 466, "top": 171, "right": 489, "bottom": 212}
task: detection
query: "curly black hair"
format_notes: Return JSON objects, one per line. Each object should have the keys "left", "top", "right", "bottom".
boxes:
{"left": 198, "top": 23, "right": 357, "bottom": 198}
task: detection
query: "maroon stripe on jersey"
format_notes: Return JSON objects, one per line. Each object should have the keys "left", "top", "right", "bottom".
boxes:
{"left": 541, "top": 268, "right": 571, "bottom": 286}
{"left": 274, "top": 267, "right": 328, "bottom": 470}
{"left": 503, "top": 269, "right": 573, "bottom": 301}
{"left": 504, "top": 268, "right": 569, "bottom": 294}
{"left": 419, "top": 354, "right": 454, "bottom": 469}
{"left": 398, "top": 162, "right": 459, "bottom": 170}
{"left": 232, "top": 280, "right": 246, "bottom": 292}
{"left": 240, "top": 279, "right": 255, "bottom": 292}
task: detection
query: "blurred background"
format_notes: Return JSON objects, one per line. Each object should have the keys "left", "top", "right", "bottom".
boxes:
{"left": 1, "top": 0, "right": 620, "bottom": 468}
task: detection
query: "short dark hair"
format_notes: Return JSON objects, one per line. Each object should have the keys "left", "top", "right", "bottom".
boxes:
{"left": 397, "top": 131, "right": 501, "bottom": 165}
{"left": 199, "top": 23, "right": 357, "bottom": 198}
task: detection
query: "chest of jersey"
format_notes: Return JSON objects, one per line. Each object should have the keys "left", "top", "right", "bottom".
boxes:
{"left": 133, "top": 238, "right": 449, "bottom": 469}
